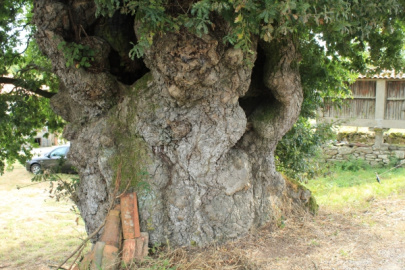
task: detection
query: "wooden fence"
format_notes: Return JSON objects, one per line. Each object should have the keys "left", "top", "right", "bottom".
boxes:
{"left": 323, "top": 81, "right": 376, "bottom": 119}
{"left": 386, "top": 81, "right": 405, "bottom": 120}
{"left": 321, "top": 79, "right": 405, "bottom": 129}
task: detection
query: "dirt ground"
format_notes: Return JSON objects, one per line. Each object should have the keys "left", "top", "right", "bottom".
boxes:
{"left": 0, "top": 166, "right": 404, "bottom": 269}
{"left": 161, "top": 196, "right": 405, "bottom": 270}
{"left": 244, "top": 197, "right": 405, "bottom": 270}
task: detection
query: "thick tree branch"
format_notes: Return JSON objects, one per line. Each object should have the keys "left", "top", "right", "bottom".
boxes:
{"left": 0, "top": 76, "right": 56, "bottom": 98}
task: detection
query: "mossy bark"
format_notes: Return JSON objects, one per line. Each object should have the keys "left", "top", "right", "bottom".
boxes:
{"left": 34, "top": 0, "right": 315, "bottom": 246}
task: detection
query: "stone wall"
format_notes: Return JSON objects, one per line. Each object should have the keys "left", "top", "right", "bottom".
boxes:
{"left": 323, "top": 143, "right": 405, "bottom": 166}
{"left": 336, "top": 132, "right": 405, "bottom": 145}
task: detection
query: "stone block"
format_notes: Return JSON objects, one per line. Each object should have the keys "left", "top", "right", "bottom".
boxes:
{"left": 370, "top": 161, "right": 381, "bottom": 166}
{"left": 389, "top": 145, "right": 398, "bottom": 150}
{"left": 373, "top": 145, "right": 389, "bottom": 151}
{"left": 381, "top": 146, "right": 389, "bottom": 151}
{"left": 338, "top": 147, "right": 354, "bottom": 155}
{"left": 357, "top": 147, "right": 373, "bottom": 154}
{"left": 365, "top": 154, "right": 377, "bottom": 159}
{"left": 325, "top": 149, "right": 338, "bottom": 156}
{"left": 378, "top": 155, "right": 388, "bottom": 160}
{"left": 395, "top": 151, "right": 405, "bottom": 159}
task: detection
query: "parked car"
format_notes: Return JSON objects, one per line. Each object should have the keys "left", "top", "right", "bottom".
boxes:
{"left": 25, "top": 146, "right": 76, "bottom": 174}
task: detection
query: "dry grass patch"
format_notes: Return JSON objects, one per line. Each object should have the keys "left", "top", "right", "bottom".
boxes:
{"left": 1, "top": 163, "right": 404, "bottom": 270}
{"left": 132, "top": 196, "right": 405, "bottom": 270}
{"left": 0, "top": 164, "right": 87, "bottom": 270}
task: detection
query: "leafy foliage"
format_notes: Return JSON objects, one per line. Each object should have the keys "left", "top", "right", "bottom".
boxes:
{"left": 274, "top": 3, "right": 404, "bottom": 181}
{"left": 0, "top": 0, "right": 30, "bottom": 75}
{"left": 335, "top": 157, "right": 372, "bottom": 172}
{"left": 57, "top": 41, "right": 95, "bottom": 68}
{"left": 275, "top": 28, "right": 359, "bottom": 182}
{"left": 95, "top": 0, "right": 405, "bottom": 69}
{"left": 276, "top": 117, "right": 336, "bottom": 182}
{"left": 0, "top": 87, "right": 59, "bottom": 172}
{"left": 0, "top": 2, "right": 64, "bottom": 174}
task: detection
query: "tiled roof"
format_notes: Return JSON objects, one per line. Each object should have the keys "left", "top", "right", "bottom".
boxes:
{"left": 358, "top": 70, "right": 405, "bottom": 80}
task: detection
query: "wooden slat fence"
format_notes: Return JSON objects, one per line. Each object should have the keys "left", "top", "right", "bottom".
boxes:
{"left": 323, "top": 81, "right": 376, "bottom": 119}
{"left": 386, "top": 81, "right": 405, "bottom": 120}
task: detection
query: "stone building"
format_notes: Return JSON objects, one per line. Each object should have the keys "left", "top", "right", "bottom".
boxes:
{"left": 33, "top": 127, "right": 59, "bottom": 147}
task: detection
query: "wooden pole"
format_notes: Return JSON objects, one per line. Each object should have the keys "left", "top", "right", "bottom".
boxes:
{"left": 133, "top": 192, "right": 141, "bottom": 238}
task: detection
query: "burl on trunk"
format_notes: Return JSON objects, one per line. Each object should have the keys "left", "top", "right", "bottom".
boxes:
{"left": 33, "top": 0, "right": 317, "bottom": 247}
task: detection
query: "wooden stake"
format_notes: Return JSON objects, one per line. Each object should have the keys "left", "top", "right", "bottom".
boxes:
{"left": 133, "top": 192, "right": 141, "bottom": 238}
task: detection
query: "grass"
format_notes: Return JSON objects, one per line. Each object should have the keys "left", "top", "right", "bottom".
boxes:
{"left": 0, "top": 163, "right": 88, "bottom": 270}
{"left": 306, "top": 159, "right": 405, "bottom": 211}
{"left": 1, "top": 159, "right": 404, "bottom": 269}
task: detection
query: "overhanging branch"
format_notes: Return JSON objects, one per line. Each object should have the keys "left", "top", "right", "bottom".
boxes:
{"left": 0, "top": 77, "right": 56, "bottom": 98}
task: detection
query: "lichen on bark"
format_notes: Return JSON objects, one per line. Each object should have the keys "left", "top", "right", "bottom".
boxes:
{"left": 33, "top": 0, "right": 316, "bottom": 247}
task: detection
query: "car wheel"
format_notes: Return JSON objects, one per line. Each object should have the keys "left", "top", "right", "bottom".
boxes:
{"left": 31, "top": 163, "right": 41, "bottom": 174}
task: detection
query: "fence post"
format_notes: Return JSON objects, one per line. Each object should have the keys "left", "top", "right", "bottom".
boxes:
{"left": 375, "top": 80, "right": 386, "bottom": 126}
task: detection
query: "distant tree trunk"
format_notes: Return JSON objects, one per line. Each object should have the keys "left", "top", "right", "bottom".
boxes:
{"left": 33, "top": 0, "right": 316, "bottom": 246}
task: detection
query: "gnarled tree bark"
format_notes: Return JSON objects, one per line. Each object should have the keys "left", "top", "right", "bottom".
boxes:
{"left": 33, "top": 0, "right": 316, "bottom": 247}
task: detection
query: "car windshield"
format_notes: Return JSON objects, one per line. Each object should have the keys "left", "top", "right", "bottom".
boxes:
{"left": 49, "top": 147, "right": 69, "bottom": 158}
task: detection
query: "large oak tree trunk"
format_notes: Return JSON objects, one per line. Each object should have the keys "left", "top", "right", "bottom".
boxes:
{"left": 33, "top": 0, "right": 316, "bottom": 247}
